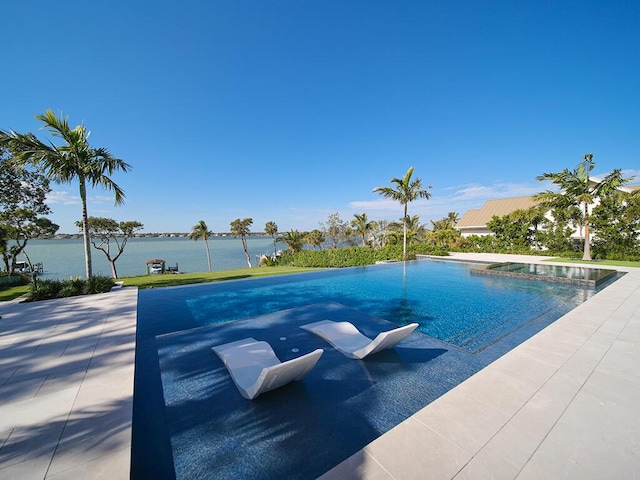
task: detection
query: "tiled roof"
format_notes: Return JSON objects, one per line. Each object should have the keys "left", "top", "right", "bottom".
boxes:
{"left": 456, "top": 196, "right": 539, "bottom": 229}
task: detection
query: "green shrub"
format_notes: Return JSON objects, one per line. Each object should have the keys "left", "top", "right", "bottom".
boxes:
{"left": 85, "top": 275, "right": 115, "bottom": 294}
{"left": 29, "top": 279, "right": 63, "bottom": 301}
{"left": 27, "top": 275, "right": 115, "bottom": 301}
{"left": 279, "top": 244, "right": 448, "bottom": 268}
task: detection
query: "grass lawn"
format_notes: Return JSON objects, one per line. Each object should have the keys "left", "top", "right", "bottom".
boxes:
{"left": 0, "top": 267, "right": 322, "bottom": 303}
{"left": 0, "top": 284, "right": 31, "bottom": 302}
{"left": 545, "top": 258, "right": 640, "bottom": 268}
{"left": 119, "top": 266, "right": 322, "bottom": 289}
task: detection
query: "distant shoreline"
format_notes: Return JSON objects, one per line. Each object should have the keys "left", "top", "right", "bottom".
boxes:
{"left": 34, "top": 232, "right": 272, "bottom": 240}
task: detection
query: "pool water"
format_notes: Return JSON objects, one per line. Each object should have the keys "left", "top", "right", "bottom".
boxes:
{"left": 163, "top": 259, "right": 596, "bottom": 353}
{"left": 132, "top": 259, "right": 616, "bottom": 479}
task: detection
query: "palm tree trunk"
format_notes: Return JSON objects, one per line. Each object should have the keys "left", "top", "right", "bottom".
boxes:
{"left": 582, "top": 207, "right": 592, "bottom": 261}
{"left": 402, "top": 203, "right": 408, "bottom": 261}
{"left": 205, "top": 238, "right": 212, "bottom": 271}
{"left": 79, "top": 179, "right": 93, "bottom": 278}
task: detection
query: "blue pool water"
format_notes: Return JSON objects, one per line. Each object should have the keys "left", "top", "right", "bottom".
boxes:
{"left": 132, "top": 259, "right": 614, "bottom": 479}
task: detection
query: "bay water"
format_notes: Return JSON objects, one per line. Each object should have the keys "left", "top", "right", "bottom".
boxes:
{"left": 17, "top": 236, "right": 279, "bottom": 279}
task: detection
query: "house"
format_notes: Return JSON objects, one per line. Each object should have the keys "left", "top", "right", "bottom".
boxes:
{"left": 455, "top": 180, "right": 640, "bottom": 238}
{"left": 455, "top": 196, "right": 540, "bottom": 237}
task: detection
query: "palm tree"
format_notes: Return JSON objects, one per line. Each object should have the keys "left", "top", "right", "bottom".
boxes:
{"left": 306, "top": 229, "right": 325, "bottom": 249}
{"left": 189, "top": 220, "right": 213, "bottom": 271}
{"left": 372, "top": 166, "right": 432, "bottom": 260}
{"left": 351, "top": 213, "right": 377, "bottom": 247}
{"left": 446, "top": 211, "right": 460, "bottom": 229}
{"left": 264, "top": 221, "right": 278, "bottom": 257}
{"left": 0, "top": 110, "right": 130, "bottom": 277}
{"left": 279, "top": 230, "right": 306, "bottom": 254}
{"left": 535, "top": 153, "right": 633, "bottom": 260}
{"left": 230, "top": 218, "right": 253, "bottom": 267}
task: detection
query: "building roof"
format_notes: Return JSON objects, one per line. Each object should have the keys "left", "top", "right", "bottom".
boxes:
{"left": 456, "top": 196, "right": 539, "bottom": 229}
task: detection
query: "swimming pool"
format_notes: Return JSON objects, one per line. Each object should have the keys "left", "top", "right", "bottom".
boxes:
{"left": 131, "top": 259, "right": 617, "bottom": 479}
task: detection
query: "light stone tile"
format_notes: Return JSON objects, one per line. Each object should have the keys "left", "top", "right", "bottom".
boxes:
{"left": 594, "top": 341, "right": 640, "bottom": 384}
{"left": 364, "top": 417, "right": 471, "bottom": 480}
{"left": 317, "top": 450, "right": 394, "bottom": 480}
{"left": 0, "top": 376, "right": 46, "bottom": 403}
{"left": 553, "top": 337, "right": 610, "bottom": 384}
{"left": 0, "top": 451, "right": 52, "bottom": 480}
{"left": 0, "top": 420, "right": 65, "bottom": 468}
{"left": 514, "top": 338, "right": 577, "bottom": 369}
{"left": 522, "top": 387, "right": 640, "bottom": 479}
{"left": 582, "top": 369, "right": 640, "bottom": 411}
{"left": 453, "top": 369, "right": 540, "bottom": 417}
{"left": 0, "top": 385, "right": 79, "bottom": 432}
{"left": 46, "top": 446, "right": 131, "bottom": 480}
{"left": 48, "top": 423, "right": 132, "bottom": 477}
{"left": 36, "top": 369, "right": 88, "bottom": 397}
{"left": 413, "top": 387, "right": 510, "bottom": 455}
{"left": 73, "top": 365, "right": 134, "bottom": 409}
{"left": 485, "top": 351, "right": 558, "bottom": 386}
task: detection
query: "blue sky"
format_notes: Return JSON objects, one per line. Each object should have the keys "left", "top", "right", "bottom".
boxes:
{"left": 2, "top": 1, "right": 639, "bottom": 233}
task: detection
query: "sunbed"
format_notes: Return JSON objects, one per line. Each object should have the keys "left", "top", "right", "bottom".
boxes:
{"left": 212, "top": 338, "right": 323, "bottom": 400}
{"left": 300, "top": 320, "right": 419, "bottom": 359}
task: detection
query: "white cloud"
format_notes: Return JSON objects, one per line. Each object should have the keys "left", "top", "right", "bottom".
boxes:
{"left": 347, "top": 181, "right": 543, "bottom": 225}
{"left": 46, "top": 190, "right": 80, "bottom": 205}
{"left": 91, "top": 195, "right": 116, "bottom": 204}
{"left": 622, "top": 169, "right": 640, "bottom": 181}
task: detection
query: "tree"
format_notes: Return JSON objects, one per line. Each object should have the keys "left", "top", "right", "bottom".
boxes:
{"left": 0, "top": 149, "right": 58, "bottom": 275}
{"left": 265, "top": 221, "right": 278, "bottom": 257}
{"left": 487, "top": 210, "right": 535, "bottom": 250}
{"left": 230, "top": 218, "right": 253, "bottom": 267}
{"left": 188, "top": 220, "right": 213, "bottom": 271}
{"left": 351, "top": 213, "right": 377, "bottom": 247}
{"left": 306, "top": 229, "right": 325, "bottom": 249}
{"left": 75, "top": 217, "right": 143, "bottom": 278}
{"left": 535, "top": 154, "right": 634, "bottom": 260}
{"left": 321, "top": 212, "right": 352, "bottom": 249}
{"left": 591, "top": 191, "right": 640, "bottom": 259}
{"left": 278, "top": 230, "right": 306, "bottom": 254}
{"left": 0, "top": 110, "right": 131, "bottom": 277}
{"left": 373, "top": 166, "right": 432, "bottom": 260}
{"left": 429, "top": 213, "right": 462, "bottom": 248}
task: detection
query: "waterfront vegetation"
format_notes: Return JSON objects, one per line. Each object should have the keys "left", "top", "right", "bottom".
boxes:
{"left": 2, "top": 159, "right": 640, "bottom": 303}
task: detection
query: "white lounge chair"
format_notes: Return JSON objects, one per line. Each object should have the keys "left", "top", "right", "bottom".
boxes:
{"left": 212, "top": 338, "right": 323, "bottom": 400}
{"left": 300, "top": 320, "right": 419, "bottom": 360}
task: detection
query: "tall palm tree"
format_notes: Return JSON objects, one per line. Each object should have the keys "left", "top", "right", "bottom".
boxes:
{"left": 0, "top": 110, "right": 130, "bottom": 277}
{"left": 189, "top": 220, "right": 213, "bottom": 271}
{"left": 230, "top": 217, "right": 253, "bottom": 268}
{"left": 351, "top": 213, "right": 377, "bottom": 247}
{"left": 372, "top": 166, "right": 432, "bottom": 260}
{"left": 535, "top": 153, "right": 633, "bottom": 260}
{"left": 264, "top": 221, "right": 278, "bottom": 257}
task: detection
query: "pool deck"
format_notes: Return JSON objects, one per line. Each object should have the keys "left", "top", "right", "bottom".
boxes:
{"left": 0, "top": 253, "right": 638, "bottom": 479}
{"left": 0, "top": 286, "right": 137, "bottom": 480}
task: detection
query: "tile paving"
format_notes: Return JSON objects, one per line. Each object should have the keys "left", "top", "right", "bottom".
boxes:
{"left": 0, "top": 287, "right": 137, "bottom": 480}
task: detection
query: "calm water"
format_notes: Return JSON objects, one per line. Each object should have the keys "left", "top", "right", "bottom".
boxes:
{"left": 17, "top": 236, "right": 277, "bottom": 279}
{"left": 141, "top": 259, "right": 595, "bottom": 353}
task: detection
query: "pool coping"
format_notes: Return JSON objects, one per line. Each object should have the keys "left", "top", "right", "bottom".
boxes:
{"left": 320, "top": 253, "right": 640, "bottom": 479}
